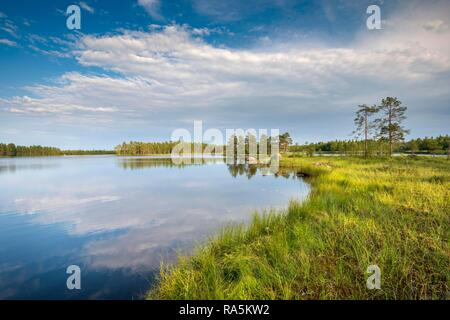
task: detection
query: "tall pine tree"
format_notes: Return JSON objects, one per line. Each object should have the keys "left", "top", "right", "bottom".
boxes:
{"left": 353, "top": 104, "right": 378, "bottom": 158}
{"left": 375, "top": 97, "right": 409, "bottom": 156}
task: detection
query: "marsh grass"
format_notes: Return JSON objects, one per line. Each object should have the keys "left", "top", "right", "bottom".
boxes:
{"left": 149, "top": 156, "right": 449, "bottom": 299}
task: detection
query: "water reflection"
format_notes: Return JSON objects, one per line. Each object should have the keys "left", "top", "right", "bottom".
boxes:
{"left": 0, "top": 162, "right": 60, "bottom": 175}
{"left": 118, "top": 157, "right": 302, "bottom": 180}
{"left": 0, "top": 156, "right": 309, "bottom": 299}
{"left": 226, "top": 163, "right": 301, "bottom": 180}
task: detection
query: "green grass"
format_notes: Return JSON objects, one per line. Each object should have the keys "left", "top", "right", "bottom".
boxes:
{"left": 149, "top": 156, "right": 449, "bottom": 299}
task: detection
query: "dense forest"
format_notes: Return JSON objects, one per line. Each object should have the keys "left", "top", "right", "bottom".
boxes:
{"left": 114, "top": 141, "right": 210, "bottom": 155}
{"left": 290, "top": 135, "right": 450, "bottom": 156}
{"left": 0, "top": 143, "right": 61, "bottom": 157}
{"left": 61, "top": 150, "right": 115, "bottom": 155}
{"left": 115, "top": 132, "right": 292, "bottom": 156}
{"left": 116, "top": 135, "right": 449, "bottom": 158}
{"left": 2, "top": 135, "right": 448, "bottom": 158}
{"left": 0, "top": 143, "right": 114, "bottom": 157}
{"left": 115, "top": 141, "right": 177, "bottom": 155}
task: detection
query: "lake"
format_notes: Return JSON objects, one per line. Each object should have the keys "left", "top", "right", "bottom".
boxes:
{"left": 0, "top": 155, "right": 309, "bottom": 299}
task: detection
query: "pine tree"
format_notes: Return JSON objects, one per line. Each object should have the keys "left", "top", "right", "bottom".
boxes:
{"left": 353, "top": 104, "right": 378, "bottom": 158}
{"left": 374, "top": 97, "right": 410, "bottom": 156}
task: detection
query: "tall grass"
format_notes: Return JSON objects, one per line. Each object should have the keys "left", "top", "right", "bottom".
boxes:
{"left": 149, "top": 156, "right": 449, "bottom": 299}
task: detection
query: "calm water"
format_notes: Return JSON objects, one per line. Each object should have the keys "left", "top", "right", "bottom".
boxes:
{"left": 0, "top": 156, "right": 309, "bottom": 299}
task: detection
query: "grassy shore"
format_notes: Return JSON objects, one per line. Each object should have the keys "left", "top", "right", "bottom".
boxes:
{"left": 149, "top": 156, "right": 449, "bottom": 299}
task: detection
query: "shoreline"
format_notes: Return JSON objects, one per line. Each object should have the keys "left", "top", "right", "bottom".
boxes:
{"left": 1, "top": 152, "right": 448, "bottom": 159}
{"left": 149, "top": 156, "right": 449, "bottom": 299}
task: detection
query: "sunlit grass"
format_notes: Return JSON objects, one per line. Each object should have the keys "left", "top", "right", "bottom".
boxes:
{"left": 149, "top": 156, "right": 449, "bottom": 299}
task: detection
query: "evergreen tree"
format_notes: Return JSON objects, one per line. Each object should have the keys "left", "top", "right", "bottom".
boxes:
{"left": 353, "top": 104, "right": 378, "bottom": 158}
{"left": 374, "top": 97, "right": 409, "bottom": 156}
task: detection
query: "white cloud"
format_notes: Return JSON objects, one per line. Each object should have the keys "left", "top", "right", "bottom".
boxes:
{"left": 79, "top": 1, "right": 95, "bottom": 14}
{"left": 0, "top": 19, "right": 19, "bottom": 38}
{"left": 1, "top": 87, "right": 118, "bottom": 115}
{"left": 2, "top": 22, "right": 450, "bottom": 119}
{"left": 137, "top": 0, "right": 162, "bottom": 20}
{"left": 0, "top": 38, "right": 17, "bottom": 47}
{"left": 25, "top": 33, "right": 79, "bottom": 58}
{"left": 1, "top": 2, "right": 450, "bottom": 140}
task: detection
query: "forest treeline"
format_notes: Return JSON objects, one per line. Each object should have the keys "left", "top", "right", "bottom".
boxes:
{"left": 114, "top": 141, "right": 209, "bottom": 155}
{"left": 114, "top": 134, "right": 449, "bottom": 157}
{"left": 2, "top": 136, "right": 448, "bottom": 158}
{"left": 61, "top": 150, "right": 115, "bottom": 155}
{"left": 0, "top": 143, "right": 61, "bottom": 157}
{"left": 3, "top": 135, "right": 449, "bottom": 158}
{"left": 290, "top": 135, "right": 450, "bottom": 156}
{"left": 114, "top": 133, "right": 293, "bottom": 156}
{"left": 0, "top": 143, "right": 113, "bottom": 157}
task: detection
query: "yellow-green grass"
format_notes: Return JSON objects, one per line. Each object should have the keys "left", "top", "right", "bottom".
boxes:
{"left": 149, "top": 156, "right": 449, "bottom": 299}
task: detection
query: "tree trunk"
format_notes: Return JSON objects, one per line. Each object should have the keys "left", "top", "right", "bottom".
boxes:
{"left": 388, "top": 106, "right": 392, "bottom": 156}
{"left": 364, "top": 111, "right": 368, "bottom": 158}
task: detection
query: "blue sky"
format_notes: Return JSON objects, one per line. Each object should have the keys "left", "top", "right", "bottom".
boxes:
{"left": 0, "top": 0, "right": 449, "bottom": 149}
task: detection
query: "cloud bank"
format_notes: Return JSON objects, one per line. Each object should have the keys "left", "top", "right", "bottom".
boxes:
{"left": 1, "top": 1, "right": 449, "bottom": 144}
